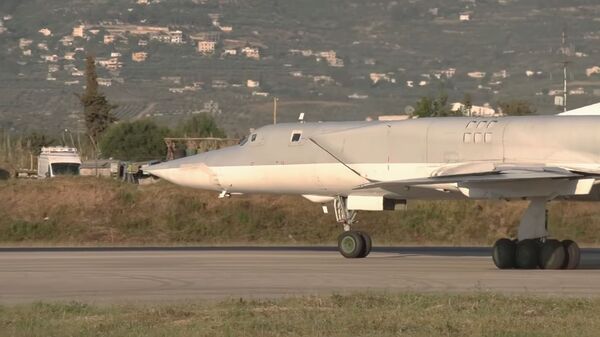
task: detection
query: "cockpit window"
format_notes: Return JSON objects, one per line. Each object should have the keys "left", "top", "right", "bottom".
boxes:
{"left": 239, "top": 136, "right": 248, "bottom": 146}
{"left": 290, "top": 131, "right": 302, "bottom": 142}
{"left": 251, "top": 133, "right": 257, "bottom": 142}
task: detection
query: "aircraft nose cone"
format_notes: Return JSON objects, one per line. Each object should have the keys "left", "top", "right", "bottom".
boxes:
{"left": 144, "top": 154, "right": 221, "bottom": 191}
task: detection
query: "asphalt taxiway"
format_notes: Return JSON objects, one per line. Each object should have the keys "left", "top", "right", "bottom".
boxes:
{"left": 1, "top": 246, "right": 600, "bottom": 304}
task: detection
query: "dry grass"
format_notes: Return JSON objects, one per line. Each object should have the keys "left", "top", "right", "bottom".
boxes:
{"left": 1, "top": 292, "right": 600, "bottom": 337}
{"left": 1, "top": 177, "right": 600, "bottom": 246}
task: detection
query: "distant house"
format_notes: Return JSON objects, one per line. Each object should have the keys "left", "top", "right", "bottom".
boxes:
{"left": 197, "top": 41, "right": 216, "bottom": 54}
{"left": 246, "top": 79, "right": 260, "bottom": 88}
{"left": 60, "top": 36, "right": 74, "bottom": 46}
{"left": 38, "top": 28, "right": 52, "bottom": 36}
{"left": 451, "top": 102, "right": 498, "bottom": 117}
{"left": 132, "top": 51, "right": 148, "bottom": 62}
{"left": 138, "top": 39, "right": 148, "bottom": 46}
{"left": 586, "top": 66, "right": 600, "bottom": 77}
{"left": 42, "top": 54, "right": 59, "bottom": 62}
{"left": 64, "top": 52, "right": 75, "bottom": 61}
{"left": 72, "top": 25, "right": 85, "bottom": 38}
{"left": 467, "top": 71, "right": 486, "bottom": 79}
{"left": 103, "top": 34, "right": 115, "bottom": 44}
{"left": 219, "top": 25, "right": 233, "bottom": 33}
{"left": 222, "top": 48, "right": 237, "bottom": 56}
{"left": 459, "top": 13, "right": 471, "bottom": 21}
{"left": 241, "top": 47, "right": 260, "bottom": 60}
{"left": 97, "top": 78, "right": 112, "bottom": 87}
{"left": 169, "top": 30, "right": 183, "bottom": 44}
{"left": 19, "top": 38, "right": 33, "bottom": 49}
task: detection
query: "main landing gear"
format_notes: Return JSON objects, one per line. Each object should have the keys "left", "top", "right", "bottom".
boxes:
{"left": 334, "top": 197, "right": 372, "bottom": 258}
{"left": 492, "top": 197, "right": 581, "bottom": 270}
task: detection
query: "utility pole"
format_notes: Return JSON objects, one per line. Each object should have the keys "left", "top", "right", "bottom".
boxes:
{"left": 273, "top": 97, "right": 278, "bottom": 124}
{"left": 561, "top": 27, "right": 569, "bottom": 112}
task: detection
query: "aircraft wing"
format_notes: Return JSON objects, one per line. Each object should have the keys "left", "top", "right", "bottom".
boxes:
{"left": 355, "top": 164, "right": 599, "bottom": 199}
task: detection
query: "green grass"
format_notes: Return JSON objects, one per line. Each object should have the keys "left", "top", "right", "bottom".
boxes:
{"left": 2, "top": 177, "right": 600, "bottom": 246}
{"left": 1, "top": 292, "right": 600, "bottom": 337}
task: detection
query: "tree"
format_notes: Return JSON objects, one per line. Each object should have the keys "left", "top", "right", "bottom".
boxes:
{"left": 24, "top": 131, "right": 57, "bottom": 155}
{"left": 498, "top": 100, "right": 536, "bottom": 116}
{"left": 78, "top": 55, "right": 117, "bottom": 152}
{"left": 413, "top": 92, "right": 456, "bottom": 117}
{"left": 178, "top": 114, "right": 226, "bottom": 138}
{"left": 99, "top": 120, "right": 169, "bottom": 162}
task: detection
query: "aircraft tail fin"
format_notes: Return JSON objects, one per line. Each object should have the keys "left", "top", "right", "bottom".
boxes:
{"left": 558, "top": 102, "right": 600, "bottom": 116}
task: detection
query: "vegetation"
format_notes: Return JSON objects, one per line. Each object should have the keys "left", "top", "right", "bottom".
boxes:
{"left": 413, "top": 93, "right": 458, "bottom": 117}
{"left": 178, "top": 113, "right": 227, "bottom": 138}
{"left": 99, "top": 119, "right": 169, "bottom": 162}
{"left": 1, "top": 177, "right": 600, "bottom": 246}
{"left": 498, "top": 100, "right": 537, "bottom": 116}
{"left": 78, "top": 55, "right": 118, "bottom": 151}
{"left": 2, "top": 292, "right": 600, "bottom": 337}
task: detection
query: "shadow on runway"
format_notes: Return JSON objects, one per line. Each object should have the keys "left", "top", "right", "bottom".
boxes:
{"left": 2, "top": 246, "right": 600, "bottom": 269}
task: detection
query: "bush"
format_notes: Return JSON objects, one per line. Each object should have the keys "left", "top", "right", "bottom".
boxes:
{"left": 99, "top": 119, "right": 170, "bottom": 161}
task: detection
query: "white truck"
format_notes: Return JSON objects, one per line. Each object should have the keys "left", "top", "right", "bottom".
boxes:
{"left": 37, "top": 146, "right": 82, "bottom": 178}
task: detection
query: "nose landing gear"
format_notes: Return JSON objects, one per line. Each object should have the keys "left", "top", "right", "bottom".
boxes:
{"left": 334, "top": 197, "right": 372, "bottom": 258}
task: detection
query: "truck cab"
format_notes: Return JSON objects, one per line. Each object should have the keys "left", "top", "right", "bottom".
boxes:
{"left": 37, "top": 147, "right": 82, "bottom": 178}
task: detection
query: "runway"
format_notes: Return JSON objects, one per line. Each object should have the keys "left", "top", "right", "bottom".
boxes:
{"left": 2, "top": 246, "right": 600, "bottom": 304}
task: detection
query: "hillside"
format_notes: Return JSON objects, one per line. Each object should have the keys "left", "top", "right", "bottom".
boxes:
{"left": 1, "top": 177, "right": 600, "bottom": 246}
{"left": 1, "top": 0, "right": 600, "bottom": 136}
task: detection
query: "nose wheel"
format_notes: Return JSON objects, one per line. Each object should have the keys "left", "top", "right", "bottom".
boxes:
{"left": 334, "top": 196, "right": 372, "bottom": 258}
{"left": 338, "top": 231, "right": 372, "bottom": 258}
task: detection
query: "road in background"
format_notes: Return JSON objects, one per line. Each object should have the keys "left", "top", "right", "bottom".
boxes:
{"left": 1, "top": 247, "right": 600, "bottom": 304}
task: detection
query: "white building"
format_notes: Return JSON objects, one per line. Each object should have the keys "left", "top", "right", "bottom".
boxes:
{"left": 246, "top": 79, "right": 260, "bottom": 88}
{"left": 451, "top": 102, "right": 498, "bottom": 117}
{"left": 467, "top": 71, "right": 486, "bottom": 79}
{"left": 197, "top": 41, "right": 216, "bottom": 54}
{"left": 72, "top": 25, "right": 85, "bottom": 38}
{"left": 241, "top": 47, "right": 260, "bottom": 59}
{"left": 39, "top": 28, "right": 52, "bottom": 36}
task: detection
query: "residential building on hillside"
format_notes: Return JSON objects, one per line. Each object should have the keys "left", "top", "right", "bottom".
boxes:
{"left": 132, "top": 52, "right": 148, "bottom": 62}
{"left": 197, "top": 41, "right": 216, "bottom": 54}
{"left": 246, "top": 80, "right": 260, "bottom": 88}
{"left": 222, "top": 48, "right": 237, "bottom": 56}
{"left": 39, "top": 28, "right": 52, "bottom": 36}
{"left": 104, "top": 35, "right": 115, "bottom": 44}
{"left": 451, "top": 102, "right": 498, "bottom": 117}
{"left": 169, "top": 30, "right": 183, "bottom": 44}
{"left": 60, "top": 36, "right": 74, "bottom": 46}
{"left": 241, "top": 47, "right": 260, "bottom": 59}
{"left": 72, "top": 25, "right": 85, "bottom": 37}
{"left": 97, "top": 78, "right": 112, "bottom": 87}
{"left": 467, "top": 71, "right": 486, "bottom": 79}
{"left": 19, "top": 38, "right": 33, "bottom": 49}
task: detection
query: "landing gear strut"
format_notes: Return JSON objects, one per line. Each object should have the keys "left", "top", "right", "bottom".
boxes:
{"left": 492, "top": 198, "right": 581, "bottom": 270}
{"left": 334, "top": 197, "right": 372, "bottom": 258}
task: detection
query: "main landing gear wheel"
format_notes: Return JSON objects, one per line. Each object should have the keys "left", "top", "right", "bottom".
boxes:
{"left": 538, "top": 239, "right": 565, "bottom": 270}
{"left": 492, "top": 238, "right": 516, "bottom": 269}
{"left": 515, "top": 239, "right": 540, "bottom": 269}
{"left": 562, "top": 240, "right": 581, "bottom": 270}
{"left": 491, "top": 237, "right": 581, "bottom": 270}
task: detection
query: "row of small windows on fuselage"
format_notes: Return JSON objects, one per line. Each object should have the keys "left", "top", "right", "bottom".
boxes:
{"left": 464, "top": 132, "right": 492, "bottom": 144}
